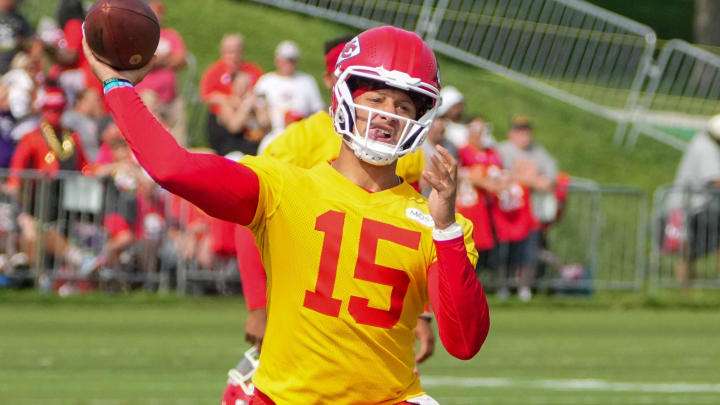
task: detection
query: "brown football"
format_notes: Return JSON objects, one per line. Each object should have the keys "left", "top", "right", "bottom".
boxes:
{"left": 84, "top": 0, "right": 160, "bottom": 70}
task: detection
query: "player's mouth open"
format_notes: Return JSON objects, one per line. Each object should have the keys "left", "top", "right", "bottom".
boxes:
{"left": 368, "top": 126, "right": 394, "bottom": 143}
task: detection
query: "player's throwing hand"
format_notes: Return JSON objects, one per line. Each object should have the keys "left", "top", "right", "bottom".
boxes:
{"left": 81, "top": 38, "right": 154, "bottom": 85}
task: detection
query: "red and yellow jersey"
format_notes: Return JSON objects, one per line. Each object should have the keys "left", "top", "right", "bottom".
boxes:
{"left": 241, "top": 155, "right": 476, "bottom": 405}
{"left": 261, "top": 111, "right": 426, "bottom": 184}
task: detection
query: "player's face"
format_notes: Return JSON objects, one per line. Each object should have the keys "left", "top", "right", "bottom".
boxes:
{"left": 353, "top": 88, "right": 417, "bottom": 145}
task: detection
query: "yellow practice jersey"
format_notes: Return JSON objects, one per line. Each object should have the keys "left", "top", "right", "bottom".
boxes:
{"left": 261, "top": 111, "right": 426, "bottom": 184}
{"left": 242, "top": 155, "right": 476, "bottom": 404}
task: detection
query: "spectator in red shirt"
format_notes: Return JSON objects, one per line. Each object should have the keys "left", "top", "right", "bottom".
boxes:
{"left": 93, "top": 120, "right": 167, "bottom": 286}
{"left": 209, "top": 71, "right": 270, "bottom": 155}
{"left": 6, "top": 86, "right": 89, "bottom": 190}
{"left": 200, "top": 34, "right": 263, "bottom": 153}
{"left": 89, "top": 126, "right": 140, "bottom": 259}
{"left": 456, "top": 117, "right": 503, "bottom": 269}
{"left": 163, "top": 169, "right": 238, "bottom": 286}
{"left": 200, "top": 34, "right": 263, "bottom": 112}
{"left": 455, "top": 117, "right": 538, "bottom": 300}
{"left": 135, "top": 0, "right": 188, "bottom": 145}
{"left": 4, "top": 85, "right": 91, "bottom": 268}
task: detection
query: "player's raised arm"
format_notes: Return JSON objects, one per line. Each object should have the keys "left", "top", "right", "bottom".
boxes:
{"left": 424, "top": 145, "right": 490, "bottom": 360}
{"left": 82, "top": 38, "right": 259, "bottom": 225}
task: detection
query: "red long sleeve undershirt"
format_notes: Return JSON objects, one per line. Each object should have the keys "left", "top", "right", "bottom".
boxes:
{"left": 428, "top": 237, "right": 490, "bottom": 359}
{"left": 106, "top": 87, "right": 259, "bottom": 225}
{"left": 106, "top": 87, "right": 489, "bottom": 360}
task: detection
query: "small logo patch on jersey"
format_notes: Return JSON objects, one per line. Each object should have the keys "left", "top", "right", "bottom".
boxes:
{"left": 406, "top": 207, "right": 435, "bottom": 227}
{"left": 336, "top": 36, "right": 360, "bottom": 65}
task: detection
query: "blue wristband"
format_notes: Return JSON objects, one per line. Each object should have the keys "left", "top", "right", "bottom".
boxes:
{"left": 103, "top": 79, "right": 133, "bottom": 94}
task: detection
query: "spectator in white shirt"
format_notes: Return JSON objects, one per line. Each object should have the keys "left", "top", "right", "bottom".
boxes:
{"left": 254, "top": 40, "right": 324, "bottom": 152}
{"left": 663, "top": 114, "right": 720, "bottom": 288}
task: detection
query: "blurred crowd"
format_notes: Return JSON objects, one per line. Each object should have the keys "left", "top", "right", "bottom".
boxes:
{"left": 0, "top": 0, "right": 581, "bottom": 300}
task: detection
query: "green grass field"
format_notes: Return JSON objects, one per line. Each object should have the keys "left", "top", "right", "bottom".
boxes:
{"left": 1, "top": 292, "right": 719, "bottom": 405}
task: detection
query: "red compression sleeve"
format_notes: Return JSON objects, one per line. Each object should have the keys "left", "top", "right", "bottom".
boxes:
{"left": 428, "top": 237, "right": 490, "bottom": 360}
{"left": 235, "top": 225, "right": 267, "bottom": 310}
{"left": 105, "top": 87, "right": 258, "bottom": 225}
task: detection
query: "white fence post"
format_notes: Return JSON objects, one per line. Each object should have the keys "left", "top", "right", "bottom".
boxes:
{"left": 627, "top": 40, "right": 720, "bottom": 151}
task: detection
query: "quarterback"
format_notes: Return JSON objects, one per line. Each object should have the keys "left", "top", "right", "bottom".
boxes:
{"left": 83, "top": 26, "right": 489, "bottom": 405}
{"left": 235, "top": 35, "right": 433, "bottom": 364}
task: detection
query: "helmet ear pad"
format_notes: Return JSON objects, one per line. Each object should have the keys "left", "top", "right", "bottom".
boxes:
{"left": 333, "top": 80, "right": 357, "bottom": 144}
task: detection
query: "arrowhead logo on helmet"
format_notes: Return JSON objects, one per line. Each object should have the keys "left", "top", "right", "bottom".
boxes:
{"left": 336, "top": 36, "right": 361, "bottom": 65}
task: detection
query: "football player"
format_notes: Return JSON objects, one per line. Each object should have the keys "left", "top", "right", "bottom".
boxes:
{"left": 235, "top": 34, "right": 434, "bottom": 367}
{"left": 226, "top": 37, "right": 434, "bottom": 402}
{"left": 83, "top": 25, "right": 489, "bottom": 404}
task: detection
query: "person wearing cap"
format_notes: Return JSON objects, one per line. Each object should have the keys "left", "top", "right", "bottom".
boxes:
{"left": 437, "top": 85, "right": 469, "bottom": 149}
{"left": 253, "top": 40, "right": 324, "bottom": 142}
{"left": 4, "top": 85, "right": 91, "bottom": 269}
{"left": 497, "top": 115, "right": 558, "bottom": 301}
{"left": 663, "top": 114, "right": 720, "bottom": 288}
{"left": 200, "top": 33, "right": 265, "bottom": 153}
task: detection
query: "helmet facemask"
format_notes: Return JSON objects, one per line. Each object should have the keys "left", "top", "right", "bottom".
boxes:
{"left": 332, "top": 66, "right": 440, "bottom": 166}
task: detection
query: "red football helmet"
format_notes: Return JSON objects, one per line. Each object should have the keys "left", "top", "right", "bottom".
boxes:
{"left": 221, "top": 347, "right": 260, "bottom": 405}
{"left": 331, "top": 26, "right": 441, "bottom": 165}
